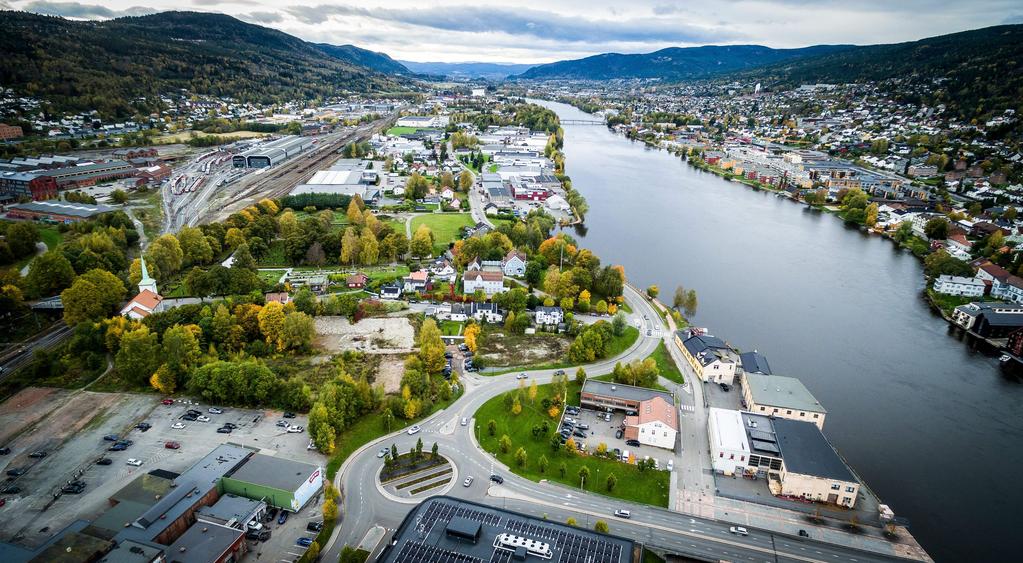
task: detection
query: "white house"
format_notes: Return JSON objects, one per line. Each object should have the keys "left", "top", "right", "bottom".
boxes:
{"left": 534, "top": 306, "right": 563, "bottom": 326}
{"left": 380, "top": 282, "right": 402, "bottom": 300}
{"left": 448, "top": 302, "right": 468, "bottom": 322}
{"left": 440, "top": 187, "right": 455, "bottom": 200}
{"left": 402, "top": 269, "right": 429, "bottom": 293}
{"left": 502, "top": 250, "right": 527, "bottom": 277}
{"left": 430, "top": 259, "right": 457, "bottom": 283}
{"left": 463, "top": 270, "right": 505, "bottom": 296}
{"left": 932, "top": 275, "right": 985, "bottom": 297}
{"left": 623, "top": 396, "right": 677, "bottom": 450}
{"left": 470, "top": 302, "right": 504, "bottom": 323}
{"left": 677, "top": 332, "right": 737, "bottom": 384}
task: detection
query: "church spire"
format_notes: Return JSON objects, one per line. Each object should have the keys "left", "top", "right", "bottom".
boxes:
{"left": 138, "top": 255, "right": 158, "bottom": 295}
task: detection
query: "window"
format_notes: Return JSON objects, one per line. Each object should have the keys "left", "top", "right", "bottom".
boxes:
{"left": 831, "top": 484, "right": 840, "bottom": 490}
{"left": 760, "top": 406, "right": 766, "bottom": 411}
{"left": 842, "top": 497, "right": 852, "bottom": 505}
{"left": 813, "top": 414, "right": 819, "bottom": 419}
{"left": 773, "top": 408, "right": 778, "bottom": 413}
{"left": 799, "top": 412, "right": 805, "bottom": 417}
{"left": 786, "top": 410, "right": 792, "bottom": 415}
{"left": 729, "top": 454, "right": 734, "bottom": 460}
{"left": 720, "top": 452, "right": 724, "bottom": 458}
{"left": 845, "top": 486, "right": 855, "bottom": 493}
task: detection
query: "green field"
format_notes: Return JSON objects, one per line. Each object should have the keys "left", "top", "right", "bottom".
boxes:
{"left": 39, "top": 227, "right": 63, "bottom": 250}
{"left": 474, "top": 380, "right": 670, "bottom": 507}
{"left": 483, "top": 326, "right": 639, "bottom": 375}
{"left": 647, "top": 341, "right": 684, "bottom": 385}
{"left": 410, "top": 213, "right": 474, "bottom": 253}
{"left": 386, "top": 126, "right": 423, "bottom": 136}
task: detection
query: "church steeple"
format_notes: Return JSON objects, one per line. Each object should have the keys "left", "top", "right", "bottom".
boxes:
{"left": 138, "top": 255, "right": 158, "bottom": 295}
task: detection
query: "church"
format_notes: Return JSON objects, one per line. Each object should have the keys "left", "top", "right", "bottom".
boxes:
{"left": 119, "top": 256, "right": 164, "bottom": 320}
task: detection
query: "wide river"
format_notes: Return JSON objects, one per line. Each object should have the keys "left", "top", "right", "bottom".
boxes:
{"left": 536, "top": 99, "right": 1021, "bottom": 562}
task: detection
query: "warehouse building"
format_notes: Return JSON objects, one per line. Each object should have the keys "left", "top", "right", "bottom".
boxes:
{"left": 6, "top": 200, "right": 116, "bottom": 222}
{"left": 0, "top": 171, "right": 58, "bottom": 200}
{"left": 378, "top": 496, "right": 638, "bottom": 563}
{"left": 234, "top": 135, "right": 313, "bottom": 168}
{"left": 707, "top": 408, "right": 860, "bottom": 508}
{"left": 221, "top": 453, "right": 323, "bottom": 512}
{"left": 741, "top": 373, "right": 827, "bottom": 429}
{"left": 290, "top": 159, "right": 381, "bottom": 201}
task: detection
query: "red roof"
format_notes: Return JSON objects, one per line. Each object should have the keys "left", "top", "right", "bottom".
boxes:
{"left": 465, "top": 271, "right": 503, "bottom": 282}
{"left": 131, "top": 289, "right": 162, "bottom": 310}
{"left": 624, "top": 397, "right": 677, "bottom": 432}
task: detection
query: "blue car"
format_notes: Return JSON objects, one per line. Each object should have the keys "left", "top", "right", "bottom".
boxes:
{"left": 277, "top": 511, "right": 288, "bottom": 525}
{"left": 296, "top": 537, "right": 313, "bottom": 547}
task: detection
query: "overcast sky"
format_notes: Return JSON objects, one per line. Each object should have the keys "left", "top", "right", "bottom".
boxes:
{"left": 9, "top": 0, "right": 1023, "bottom": 63}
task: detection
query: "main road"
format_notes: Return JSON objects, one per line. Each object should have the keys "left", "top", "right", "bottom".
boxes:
{"left": 320, "top": 286, "right": 916, "bottom": 563}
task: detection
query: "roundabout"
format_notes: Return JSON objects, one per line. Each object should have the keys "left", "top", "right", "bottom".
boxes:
{"left": 375, "top": 451, "right": 459, "bottom": 503}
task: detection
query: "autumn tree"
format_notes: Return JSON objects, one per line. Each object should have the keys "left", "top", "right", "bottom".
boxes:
{"left": 178, "top": 226, "right": 213, "bottom": 266}
{"left": 463, "top": 322, "right": 481, "bottom": 352}
{"left": 116, "top": 326, "right": 160, "bottom": 385}
{"left": 26, "top": 251, "right": 75, "bottom": 297}
{"left": 258, "top": 301, "right": 286, "bottom": 347}
{"left": 62, "top": 269, "right": 126, "bottom": 325}
{"left": 410, "top": 224, "right": 434, "bottom": 258}
{"left": 499, "top": 434, "right": 512, "bottom": 454}
{"left": 146, "top": 233, "right": 183, "bottom": 280}
{"left": 458, "top": 170, "right": 473, "bottom": 192}
{"left": 594, "top": 520, "right": 609, "bottom": 533}
{"left": 346, "top": 198, "right": 364, "bottom": 226}
{"left": 418, "top": 318, "right": 447, "bottom": 373}
{"left": 340, "top": 227, "right": 360, "bottom": 265}
{"left": 646, "top": 285, "right": 659, "bottom": 299}
{"left": 359, "top": 228, "right": 379, "bottom": 265}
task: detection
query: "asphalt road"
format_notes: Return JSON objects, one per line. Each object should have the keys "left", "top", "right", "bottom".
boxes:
{"left": 0, "top": 321, "right": 72, "bottom": 380}
{"left": 321, "top": 287, "right": 913, "bottom": 563}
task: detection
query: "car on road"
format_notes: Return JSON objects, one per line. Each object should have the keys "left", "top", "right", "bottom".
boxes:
{"left": 625, "top": 439, "right": 640, "bottom": 447}
{"left": 216, "top": 427, "right": 232, "bottom": 434}
{"left": 798, "top": 529, "right": 810, "bottom": 538}
{"left": 126, "top": 459, "right": 143, "bottom": 467}
{"left": 307, "top": 521, "right": 323, "bottom": 532}
{"left": 407, "top": 425, "right": 421, "bottom": 435}
{"left": 165, "top": 441, "right": 180, "bottom": 450}
{"left": 278, "top": 511, "right": 289, "bottom": 525}
{"left": 0, "top": 485, "right": 21, "bottom": 494}
{"left": 6, "top": 468, "right": 26, "bottom": 477}
{"left": 61, "top": 481, "right": 86, "bottom": 494}
{"left": 460, "top": 417, "right": 468, "bottom": 426}
{"left": 296, "top": 537, "right": 314, "bottom": 547}
{"left": 208, "top": 407, "right": 223, "bottom": 414}
{"left": 287, "top": 425, "right": 304, "bottom": 433}
{"left": 196, "top": 415, "right": 211, "bottom": 423}
{"left": 666, "top": 459, "right": 674, "bottom": 472}
{"left": 719, "top": 383, "right": 731, "bottom": 392}
{"left": 95, "top": 457, "right": 112, "bottom": 465}
{"left": 377, "top": 448, "right": 388, "bottom": 458}
{"left": 28, "top": 451, "right": 47, "bottom": 458}
{"left": 489, "top": 474, "right": 504, "bottom": 484}
{"left": 463, "top": 476, "right": 474, "bottom": 487}
{"left": 614, "top": 510, "right": 631, "bottom": 519}
{"left": 0, "top": 446, "right": 9, "bottom": 455}
{"left": 516, "top": 372, "right": 528, "bottom": 379}
{"left": 161, "top": 399, "right": 174, "bottom": 405}
{"left": 103, "top": 434, "right": 120, "bottom": 442}
{"left": 171, "top": 422, "right": 186, "bottom": 430}
{"left": 135, "top": 422, "right": 151, "bottom": 432}
{"left": 554, "top": 369, "right": 565, "bottom": 376}
{"left": 729, "top": 526, "right": 749, "bottom": 536}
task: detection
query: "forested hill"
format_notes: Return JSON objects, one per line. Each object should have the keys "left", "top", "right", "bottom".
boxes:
{"left": 313, "top": 44, "right": 412, "bottom": 75}
{"left": 515, "top": 45, "right": 853, "bottom": 81}
{"left": 0, "top": 10, "right": 407, "bottom": 118}
{"left": 730, "top": 24, "right": 1023, "bottom": 120}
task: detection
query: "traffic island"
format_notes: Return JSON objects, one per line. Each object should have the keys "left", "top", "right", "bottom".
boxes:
{"left": 379, "top": 451, "right": 455, "bottom": 499}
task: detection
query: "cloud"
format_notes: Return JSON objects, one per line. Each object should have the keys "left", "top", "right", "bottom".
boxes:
{"left": 241, "top": 10, "right": 283, "bottom": 24}
{"left": 285, "top": 4, "right": 736, "bottom": 44}
{"left": 652, "top": 4, "right": 684, "bottom": 15}
{"left": 1002, "top": 14, "right": 1023, "bottom": 24}
{"left": 20, "top": 1, "right": 156, "bottom": 18}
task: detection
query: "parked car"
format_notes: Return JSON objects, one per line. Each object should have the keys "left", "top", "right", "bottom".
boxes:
{"left": 181, "top": 413, "right": 198, "bottom": 421}
{"left": 161, "top": 399, "right": 174, "bottom": 405}
{"left": 186, "top": 409, "right": 201, "bottom": 416}
{"left": 171, "top": 422, "right": 186, "bottom": 430}
{"left": 287, "top": 425, "right": 304, "bottom": 433}
{"left": 208, "top": 407, "right": 223, "bottom": 414}
{"left": 615, "top": 430, "right": 623, "bottom": 439}
{"left": 625, "top": 439, "right": 640, "bottom": 447}
{"left": 565, "top": 406, "right": 579, "bottom": 415}
{"left": 613, "top": 448, "right": 622, "bottom": 460}
{"left": 28, "top": 451, "right": 47, "bottom": 458}
{"left": 278, "top": 511, "right": 289, "bottom": 525}
{"left": 306, "top": 521, "right": 323, "bottom": 532}
{"left": 407, "top": 425, "right": 421, "bottom": 435}
{"left": 296, "top": 537, "right": 313, "bottom": 547}
{"left": 102, "top": 434, "right": 119, "bottom": 442}
{"left": 489, "top": 474, "right": 504, "bottom": 484}
{"left": 196, "top": 415, "right": 211, "bottom": 423}
{"left": 572, "top": 429, "right": 587, "bottom": 439}
{"left": 666, "top": 459, "right": 674, "bottom": 472}
{"left": 217, "top": 427, "right": 232, "bottom": 434}
{"left": 458, "top": 344, "right": 468, "bottom": 352}
{"left": 719, "top": 383, "right": 731, "bottom": 392}
{"left": 126, "top": 459, "right": 143, "bottom": 467}
{"left": 96, "top": 457, "right": 112, "bottom": 465}
{"left": 135, "top": 423, "right": 151, "bottom": 431}
{"left": 61, "top": 481, "right": 86, "bottom": 494}
{"left": 108, "top": 443, "right": 128, "bottom": 451}
{"left": 729, "top": 526, "right": 749, "bottom": 536}
{"left": 604, "top": 412, "right": 612, "bottom": 422}
{"left": 576, "top": 423, "right": 589, "bottom": 430}
{"left": 0, "top": 485, "right": 21, "bottom": 494}
{"left": 6, "top": 468, "right": 26, "bottom": 477}
{"left": 614, "top": 509, "right": 631, "bottom": 519}
{"left": 165, "top": 441, "right": 180, "bottom": 450}
{"left": 0, "top": 446, "right": 10, "bottom": 455}
{"left": 463, "top": 476, "right": 474, "bottom": 487}
{"left": 444, "top": 351, "right": 453, "bottom": 359}
{"left": 246, "top": 529, "right": 271, "bottom": 541}
{"left": 283, "top": 412, "right": 296, "bottom": 419}
{"left": 223, "top": 423, "right": 238, "bottom": 429}
{"left": 276, "top": 420, "right": 289, "bottom": 428}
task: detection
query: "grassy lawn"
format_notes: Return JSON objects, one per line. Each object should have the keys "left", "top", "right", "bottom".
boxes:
{"left": 257, "top": 239, "right": 289, "bottom": 267}
{"left": 926, "top": 288, "right": 995, "bottom": 316}
{"left": 258, "top": 269, "right": 285, "bottom": 286}
{"left": 647, "top": 341, "right": 684, "bottom": 385}
{"left": 39, "top": 227, "right": 63, "bottom": 250}
{"left": 482, "top": 326, "right": 638, "bottom": 375}
{"left": 439, "top": 320, "right": 463, "bottom": 336}
{"left": 410, "top": 213, "right": 474, "bottom": 253}
{"left": 487, "top": 164, "right": 499, "bottom": 173}
{"left": 606, "top": 326, "right": 640, "bottom": 358}
{"left": 474, "top": 380, "right": 670, "bottom": 507}
{"left": 386, "top": 126, "right": 423, "bottom": 136}
{"left": 154, "top": 129, "right": 269, "bottom": 143}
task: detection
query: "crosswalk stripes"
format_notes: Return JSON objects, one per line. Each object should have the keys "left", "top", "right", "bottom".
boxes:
{"left": 679, "top": 404, "right": 696, "bottom": 412}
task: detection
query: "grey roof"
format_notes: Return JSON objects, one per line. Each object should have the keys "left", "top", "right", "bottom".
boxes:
{"left": 681, "top": 333, "right": 733, "bottom": 366}
{"left": 7, "top": 200, "right": 116, "bottom": 218}
{"left": 165, "top": 522, "right": 242, "bottom": 563}
{"left": 739, "top": 351, "right": 772, "bottom": 375}
{"left": 225, "top": 453, "right": 319, "bottom": 493}
{"left": 196, "top": 494, "right": 264, "bottom": 526}
{"left": 378, "top": 496, "right": 636, "bottom": 563}
{"left": 581, "top": 379, "right": 674, "bottom": 406}
{"left": 773, "top": 419, "right": 857, "bottom": 483}
{"left": 743, "top": 373, "right": 825, "bottom": 413}
{"left": 98, "top": 540, "right": 165, "bottom": 563}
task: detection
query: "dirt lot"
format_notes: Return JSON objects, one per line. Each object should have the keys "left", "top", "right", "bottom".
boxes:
{"left": 477, "top": 331, "right": 571, "bottom": 367}
{"left": 0, "top": 389, "right": 326, "bottom": 551}
{"left": 375, "top": 354, "right": 407, "bottom": 394}
{"left": 315, "top": 316, "right": 415, "bottom": 353}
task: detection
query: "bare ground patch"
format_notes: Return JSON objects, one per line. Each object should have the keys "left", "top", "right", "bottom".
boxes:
{"left": 375, "top": 354, "right": 407, "bottom": 394}
{"left": 477, "top": 331, "right": 571, "bottom": 367}
{"left": 0, "top": 387, "right": 69, "bottom": 446}
{"left": 315, "top": 316, "right": 415, "bottom": 353}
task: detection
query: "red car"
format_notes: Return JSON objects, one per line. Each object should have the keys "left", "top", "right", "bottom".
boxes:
{"left": 165, "top": 441, "right": 180, "bottom": 449}
{"left": 161, "top": 399, "right": 174, "bottom": 405}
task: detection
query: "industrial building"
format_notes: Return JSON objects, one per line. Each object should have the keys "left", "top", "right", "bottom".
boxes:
{"left": 580, "top": 380, "right": 678, "bottom": 450}
{"left": 221, "top": 453, "right": 323, "bottom": 512}
{"left": 0, "top": 171, "right": 58, "bottom": 200}
{"left": 289, "top": 158, "right": 381, "bottom": 201}
{"left": 378, "top": 496, "right": 638, "bottom": 563}
{"left": 232, "top": 135, "right": 313, "bottom": 168}
{"left": 707, "top": 408, "right": 860, "bottom": 508}
{"left": 741, "top": 373, "right": 827, "bottom": 429}
{"left": 5, "top": 200, "right": 116, "bottom": 222}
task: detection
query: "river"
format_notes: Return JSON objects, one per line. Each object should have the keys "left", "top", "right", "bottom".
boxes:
{"left": 535, "top": 99, "right": 1022, "bottom": 562}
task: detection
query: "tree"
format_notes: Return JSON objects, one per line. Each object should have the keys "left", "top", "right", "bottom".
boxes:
{"left": 566, "top": 517, "right": 577, "bottom": 527}
{"left": 559, "top": 462, "right": 567, "bottom": 477}
{"left": 116, "top": 326, "right": 160, "bottom": 385}
{"left": 841, "top": 188, "right": 869, "bottom": 210}
{"left": 359, "top": 228, "right": 379, "bottom": 265}
{"left": 499, "top": 434, "right": 512, "bottom": 454}
{"left": 684, "top": 289, "right": 699, "bottom": 318}
{"left": 538, "top": 454, "right": 549, "bottom": 473}
{"left": 646, "top": 285, "right": 659, "bottom": 299}
{"left": 323, "top": 497, "right": 338, "bottom": 521}
{"left": 514, "top": 446, "right": 527, "bottom": 466}
{"left": 147, "top": 233, "right": 183, "bottom": 279}
{"left": 463, "top": 323, "right": 481, "bottom": 352}
{"left": 924, "top": 217, "right": 950, "bottom": 240}
{"left": 418, "top": 318, "right": 447, "bottom": 373}
{"left": 458, "top": 170, "right": 473, "bottom": 192}
{"left": 487, "top": 419, "right": 497, "bottom": 436}
{"left": 577, "top": 466, "right": 590, "bottom": 488}
{"left": 309, "top": 403, "right": 336, "bottom": 453}
{"left": 162, "top": 324, "right": 201, "bottom": 377}
{"left": 865, "top": 202, "right": 879, "bottom": 227}
{"left": 432, "top": 441, "right": 439, "bottom": 458}
{"left": 178, "top": 226, "right": 213, "bottom": 266}
{"left": 528, "top": 380, "right": 538, "bottom": 403}
{"left": 5, "top": 222, "right": 38, "bottom": 258}
{"left": 305, "top": 541, "right": 320, "bottom": 561}
{"left": 62, "top": 269, "right": 126, "bottom": 325}
{"left": 595, "top": 300, "right": 608, "bottom": 315}
{"left": 258, "top": 301, "right": 286, "bottom": 347}
{"left": 26, "top": 251, "right": 75, "bottom": 297}
{"left": 611, "top": 312, "right": 627, "bottom": 336}
{"left": 410, "top": 224, "right": 434, "bottom": 258}
{"left": 347, "top": 198, "right": 364, "bottom": 226}
{"left": 606, "top": 472, "right": 617, "bottom": 491}
{"left": 279, "top": 312, "right": 315, "bottom": 351}
{"left": 594, "top": 520, "right": 609, "bottom": 533}
{"left": 511, "top": 397, "right": 522, "bottom": 415}
{"left": 415, "top": 437, "right": 423, "bottom": 459}
{"left": 110, "top": 189, "right": 128, "bottom": 204}
{"left": 673, "top": 285, "right": 686, "bottom": 310}
{"left": 341, "top": 227, "right": 360, "bottom": 265}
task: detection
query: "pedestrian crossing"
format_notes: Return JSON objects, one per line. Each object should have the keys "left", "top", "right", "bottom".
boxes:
{"left": 679, "top": 404, "right": 696, "bottom": 413}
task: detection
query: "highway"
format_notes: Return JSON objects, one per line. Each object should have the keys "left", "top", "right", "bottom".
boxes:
{"left": 321, "top": 286, "right": 914, "bottom": 563}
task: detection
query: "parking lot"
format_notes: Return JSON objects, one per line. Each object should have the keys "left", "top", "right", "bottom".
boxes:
{"left": 0, "top": 390, "right": 325, "bottom": 553}
{"left": 560, "top": 405, "right": 675, "bottom": 469}
{"left": 245, "top": 497, "right": 326, "bottom": 563}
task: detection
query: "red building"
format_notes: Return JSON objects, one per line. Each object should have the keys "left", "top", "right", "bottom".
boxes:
{"left": 0, "top": 123, "right": 23, "bottom": 140}
{"left": 0, "top": 172, "right": 58, "bottom": 200}
{"left": 511, "top": 183, "right": 550, "bottom": 201}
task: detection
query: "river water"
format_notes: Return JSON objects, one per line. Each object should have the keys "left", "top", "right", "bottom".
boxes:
{"left": 536, "top": 99, "right": 1022, "bottom": 562}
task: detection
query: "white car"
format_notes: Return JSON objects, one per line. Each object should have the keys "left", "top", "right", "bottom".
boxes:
{"left": 516, "top": 373, "right": 528, "bottom": 379}
{"left": 196, "top": 415, "right": 211, "bottom": 423}
{"left": 729, "top": 526, "right": 749, "bottom": 536}
{"left": 614, "top": 509, "right": 631, "bottom": 519}
{"left": 126, "top": 458, "right": 143, "bottom": 467}
{"left": 666, "top": 459, "right": 674, "bottom": 472}
{"left": 208, "top": 407, "right": 223, "bottom": 414}
{"left": 407, "top": 425, "right": 421, "bottom": 435}
{"left": 287, "top": 425, "right": 304, "bottom": 433}
{"left": 460, "top": 417, "right": 468, "bottom": 426}
{"left": 463, "top": 476, "right": 474, "bottom": 487}
{"left": 171, "top": 422, "right": 186, "bottom": 430}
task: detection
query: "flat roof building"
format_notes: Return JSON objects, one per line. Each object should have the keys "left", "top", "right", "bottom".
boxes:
{"left": 741, "top": 373, "right": 827, "bottom": 429}
{"left": 221, "top": 453, "right": 323, "bottom": 512}
{"left": 6, "top": 200, "right": 116, "bottom": 222}
{"left": 580, "top": 379, "right": 675, "bottom": 412}
{"left": 164, "top": 521, "right": 244, "bottom": 563}
{"left": 377, "top": 496, "right": 637, "bottom": 563}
